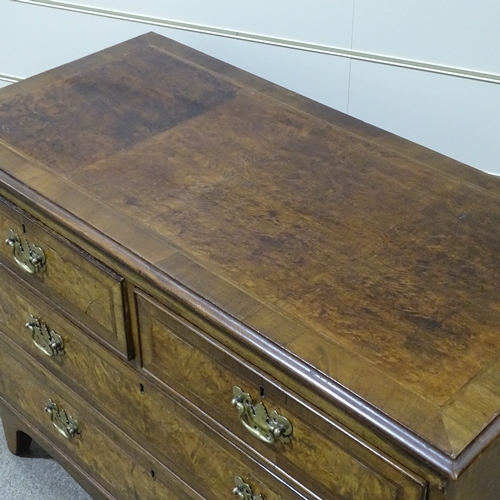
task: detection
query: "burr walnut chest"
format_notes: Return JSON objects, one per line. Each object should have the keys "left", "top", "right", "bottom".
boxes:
{"left": 1, "top": 33, "right": 500, "bottom": 500}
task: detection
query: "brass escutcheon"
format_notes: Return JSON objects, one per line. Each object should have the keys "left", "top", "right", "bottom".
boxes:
{"left": 5, "top": 229, "right": 46, "bottom": 274}
{"left": 233, "top": 476, "right": 264, "bottom": 500}
{"left": 26, "top": 315, "right": 65, "bottom": 357}
{"left": 231, "top": 386, "right": 292, "bottom": 444}
{"left": 45, "top": 400, "right": 81, "bottom": 439}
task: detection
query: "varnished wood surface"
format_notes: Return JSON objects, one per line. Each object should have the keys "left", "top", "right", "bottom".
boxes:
{"left": 0, "top": 264, "right": 311, "bottom": 499}
{"left": 0, "top": 336, "right": 253, "bottom": 500}
{"left": 0, "top": 197, "right": 129, "bottom": 356}
{"left": 1, "top": 32, "right": 500, "bottom": 482}
{"left": 0, "top": 343, "right": 186, "bottom": 499}
{"left": 137, "top": 289, "right": 426, "bottom": 500}
{"left": 0, "top": 402, "right": 113, "bottom": 500}
{"left": 0, "top": 407, "right": 33, "bottom": 456}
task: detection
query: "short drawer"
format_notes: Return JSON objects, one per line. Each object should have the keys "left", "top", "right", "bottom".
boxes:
{"left": 136, "top": 290, "right": 428, "bottom": 500}
{"left": 0, "top": 269, "right": 306, "bottom": 500}
{"left": 0, "top": 344, "right": 198, "bottom": 500}
{"left": 0, "top": 197, "right": 130, "bottom": 356}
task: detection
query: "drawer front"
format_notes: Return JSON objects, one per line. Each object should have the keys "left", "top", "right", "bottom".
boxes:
{"left": 0, "top": 270, "right": 304, "bottom": 500}
{"left": 0, "top": 345, "right": 196, "bottom": 500}
{"left": 0, "top": 197, "right": 129, "bottom": 356}
{"left": 136, "top": 290, "right": 427, "bottom": 500}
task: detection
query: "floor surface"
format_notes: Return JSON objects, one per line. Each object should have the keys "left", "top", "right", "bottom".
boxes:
{"left": 0, "top": 417, "right": 91, "bottom": 499}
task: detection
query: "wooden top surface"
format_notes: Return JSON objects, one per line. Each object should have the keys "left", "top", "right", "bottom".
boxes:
{"left": 1, "top": 33, "right": 500, "bottom": 469}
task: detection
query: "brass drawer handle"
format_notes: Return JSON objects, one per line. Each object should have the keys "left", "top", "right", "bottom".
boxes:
{"left": 231, "top": 386, "right": 292, "bottom": 444}
{"left": 233, "top": 476, "right": 264, "bottom": 500}
{"left": 26, "top": 315, "right": 65, "bottom": 357}
{"left": 45, "top": 399, "right": 81, "bottom": 439}
{"left": 5, "top": 229, "right": 46, "bottom": 274}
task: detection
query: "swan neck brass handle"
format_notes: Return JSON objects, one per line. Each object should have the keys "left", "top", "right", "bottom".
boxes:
{"left": 231, "top": 386, "right": 292, "bottom": 444}
{"left": 5, "top": 229, "right": 46, "bottom": 274}
{"left": 233, "top": 476, "right": 264, "bottom": 500}
{"left": 45, "top": 400, "right": 81, "bottom": 439}
{"left": 26, "top": 316, "right": 65, "bottom": 357}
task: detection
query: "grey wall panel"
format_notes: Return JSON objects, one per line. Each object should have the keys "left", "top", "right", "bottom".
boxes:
{"left": 352, "top": 0, "right": 500, "bottom": 75}
{"left": 348, "top": 60, "right": 500, "bottom": 175}
{"left": 0, "top": 1, "right": 150, "bottom": 78}
{"left": 20, "top": 0, "right": 355, "bottom": 47}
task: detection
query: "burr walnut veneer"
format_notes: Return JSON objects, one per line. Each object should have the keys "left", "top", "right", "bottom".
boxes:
{"left": 1, "top": 33, "right": 500, "bottom": 499}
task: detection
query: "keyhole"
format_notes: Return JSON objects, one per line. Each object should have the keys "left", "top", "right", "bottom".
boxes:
{"left": 259, "top": 385, "right": 265, "bottom": 398}
{"left": 22, "top": 223, "right": 27, "bottom": 234}
{"left": 150, "top": 470, "right": 156, "bottom": 480}
{"left": 139, "top": 383, "right": 145, "bottom": 394}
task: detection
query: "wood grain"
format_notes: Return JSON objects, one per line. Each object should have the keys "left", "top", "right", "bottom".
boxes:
{"left": 137, "top": 289, "right": 426, "bottom": 500}
{"left": 1, "top": 31, "right": 500, "bottom": 498}
{"left": 25, "top": 45, "right": 498, "bottom": 455}
{"left": 0, "top": 197, "right": 130, "bottom": 356}
{"left": 0, "top": 266, "right": 306, "bottom": 500}
{"left": 0, "top": 343, "right": 190, "bottom": 500}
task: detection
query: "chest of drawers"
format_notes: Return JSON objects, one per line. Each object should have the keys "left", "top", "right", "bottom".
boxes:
{"left": 1, "top": 32, "right": 500, "bottom": 500}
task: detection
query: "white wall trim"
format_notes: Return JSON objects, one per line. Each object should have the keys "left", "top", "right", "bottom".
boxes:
{"left": 14, "top": 0, "right": 500, "bottom": 86}
{"left": 0, "top": 74, "right": 21, "bottom": 84}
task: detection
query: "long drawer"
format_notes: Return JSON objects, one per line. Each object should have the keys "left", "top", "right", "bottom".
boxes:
{"left": 136, "top": 290, "right": 428, "bottom": 500}
{"left": 0, "top": 342, "right": 202, "bottom": 500}
{"left": 0, "top": 196, "right": 130, "bottom": 357}
{"left": 0, "top": 264, "right": 308, "bottom": 500}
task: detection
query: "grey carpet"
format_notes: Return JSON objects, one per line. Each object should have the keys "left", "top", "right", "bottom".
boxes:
{"left": 0, "top": 417, "right": 91, "bottom": 499}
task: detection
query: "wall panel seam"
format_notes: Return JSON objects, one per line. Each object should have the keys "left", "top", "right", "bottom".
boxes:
{"left": 11, "top": 0, "right": 500, "bottom": 86}
{"left": 346, "top": 0, "right": 357, "bottom": 115}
